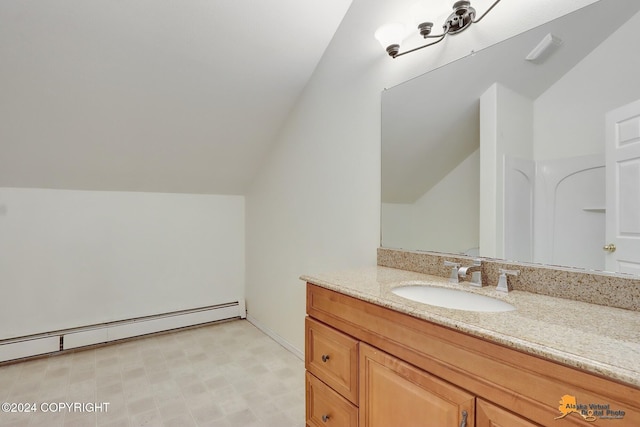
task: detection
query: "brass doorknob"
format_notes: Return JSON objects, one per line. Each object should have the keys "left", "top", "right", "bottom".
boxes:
{"left": 603, "top": 243, "right": 616, "bottom": 253}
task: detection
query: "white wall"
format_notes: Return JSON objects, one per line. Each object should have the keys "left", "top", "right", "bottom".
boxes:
{"left": 503, "top": 157, "right": 535, "bottom": 263}
{"left": 533, "top": 8, "right": 640, "bottom": 159}
{"left": 480, "top": 83, "right": 533, "bottom": 258}
{"left": 246, "top": 0, "right": 598, "bottom": 352}
{"left": 382, "top": 149, "right": 480, "bottom": 254}
{"left": 0, "top": 188, "right": 244, "bottom": 340}
{"left": 380, "top": 203, "right": 413, "bottom": 250}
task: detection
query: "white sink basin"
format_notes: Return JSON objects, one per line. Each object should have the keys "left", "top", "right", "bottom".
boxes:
{"left": 391, "top": 284, "right": 516, "bottom": 312}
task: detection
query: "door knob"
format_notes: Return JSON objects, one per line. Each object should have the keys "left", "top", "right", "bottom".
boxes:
{"left": 603, "top": 243, "right": 616, "bottom": 252}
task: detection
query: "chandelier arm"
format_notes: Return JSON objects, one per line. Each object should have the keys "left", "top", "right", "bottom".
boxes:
{"left": 424, "top": 32, "right": 447, "bottom": 39}
{"left": 472, "top": 0, "right": 502, "bottom": 24}
{"left": 394, "top": 34, "right": 447, "bottom": 58}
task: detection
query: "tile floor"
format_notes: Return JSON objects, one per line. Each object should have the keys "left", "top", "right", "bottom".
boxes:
{"left": 0, "top": 320, "right": 305, "bottom": 427}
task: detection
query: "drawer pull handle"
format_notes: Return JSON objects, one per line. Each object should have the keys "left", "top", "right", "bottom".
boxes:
{"left": 321, "top": 354, "right": 330, "bottom": 362}
{"left": 322, "top": 414, "right": 330, "bottom": 422}
{"left": 460, "top": 410, "right": 467, "bottom": 427}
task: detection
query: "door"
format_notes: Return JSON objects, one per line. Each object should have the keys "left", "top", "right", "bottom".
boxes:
{"left": 605, "top": 99, "right": 640, "bottom": 273}
{"left": 359, "top": 343, "right": 474, "bottom": 427}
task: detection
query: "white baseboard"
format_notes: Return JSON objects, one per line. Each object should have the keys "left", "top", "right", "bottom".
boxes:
{"left": 0, "top": 336, "right": 59, "bottom": 362}
{"left": 64, "top": 304, "right": 241, "bottom": 348}
{"left": 1, "top": 301, "right": 244, "bottom": 363}
{"left": 246, "top": 314, "right": 304, "bottom": 361}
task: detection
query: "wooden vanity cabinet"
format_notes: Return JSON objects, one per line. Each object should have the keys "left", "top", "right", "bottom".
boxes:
{"left": 360, "top": 343, "right": 474, "bottom": 427}
{"left": 305, "top": 283, "right": 640, "bottom": 427}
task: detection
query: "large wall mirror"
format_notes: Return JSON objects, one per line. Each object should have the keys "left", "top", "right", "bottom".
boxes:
{"left": 381, "top": 0, "right": 640, "bottom": 276}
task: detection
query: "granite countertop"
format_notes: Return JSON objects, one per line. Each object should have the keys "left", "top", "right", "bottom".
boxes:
{"left": 301, "top": 266, "right": 640, "bottom": 388}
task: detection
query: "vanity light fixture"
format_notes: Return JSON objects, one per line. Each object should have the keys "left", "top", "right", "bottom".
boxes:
{"left": 375, "top": 0, "right": 503, "bottom": 58}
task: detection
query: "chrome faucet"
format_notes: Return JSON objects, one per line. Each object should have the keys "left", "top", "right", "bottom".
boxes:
{"left": 443, "top": 261, "right": 460, "bottom": 283}
{"left": 443, "top": 259, "right": 483, "bottom": 286}
{"left": 457, "top": 259, "right": 483, "bottom": 287}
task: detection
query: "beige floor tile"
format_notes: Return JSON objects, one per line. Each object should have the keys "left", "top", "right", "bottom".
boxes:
{"left": 164, "top": 412, "right": 197, "bottom": 427}
{"left": 129, "top": 408, "right": 162, "bottom": 427}
{"left": 188, "top": 402, "right": 224, "bottom": 425}
{"left": 97, "top": 416, "right": 130, "bottom": 427}
{"left": 0, "top": 320, "right": 305, "bottom": 427}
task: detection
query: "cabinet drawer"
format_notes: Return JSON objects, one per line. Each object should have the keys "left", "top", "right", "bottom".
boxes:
{"left": 306, "top": 371, "right": 358, "bottom": 427}
{"left": 306, "top": 317, "right": 359, "bottom": 404}
{"left": 476, "top": 399, "right": 543, "bottom": 427}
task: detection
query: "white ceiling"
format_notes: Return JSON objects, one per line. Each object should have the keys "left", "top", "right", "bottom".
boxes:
{"left": 0, "top": 0, "right": 352, "bottom": 194}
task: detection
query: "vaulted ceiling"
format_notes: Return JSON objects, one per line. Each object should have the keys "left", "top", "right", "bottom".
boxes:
{"left": 0, "top": 0, "right": 351, "bottom": 194}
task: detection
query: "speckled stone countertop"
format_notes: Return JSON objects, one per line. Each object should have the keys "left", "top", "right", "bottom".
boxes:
{"left": 301, "top": 266, "right": 640, "bottom": 389}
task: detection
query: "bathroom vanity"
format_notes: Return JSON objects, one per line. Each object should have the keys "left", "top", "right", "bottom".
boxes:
{"left": 302, "top": 265, "right": 640, "bottom": 427}
{"left": 348, "top": 2, "right": 640, "bottom": 425}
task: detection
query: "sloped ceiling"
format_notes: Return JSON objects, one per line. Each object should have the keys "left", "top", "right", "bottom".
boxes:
{"left": 0, "top": 0, "right": 351, "bottom": 194}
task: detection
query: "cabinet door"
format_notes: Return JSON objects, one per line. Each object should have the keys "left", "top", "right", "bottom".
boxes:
{"left": 476, "top": 399, "right": 542, "bottom": 427}
{"left": 359, "top": 343, "right": 474, "bottom": 427}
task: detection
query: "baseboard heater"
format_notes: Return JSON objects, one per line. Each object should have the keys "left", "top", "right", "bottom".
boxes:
{"left": 0, "top": 300, "right": 246, "bottom": 363}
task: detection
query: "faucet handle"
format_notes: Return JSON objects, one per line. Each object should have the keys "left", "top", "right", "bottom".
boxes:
{"left": 443, "top": 261, "right": 460, "bottom": 283}
{"left": 496, "top": 269, "right": 520, "bottom": 293}
{"left": 499, "top": 268, "right": 520, "bottom": 276}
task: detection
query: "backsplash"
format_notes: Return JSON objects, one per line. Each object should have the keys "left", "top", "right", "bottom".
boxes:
{"left": 378, "top": 248, "right": 640, "bottom": 312}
